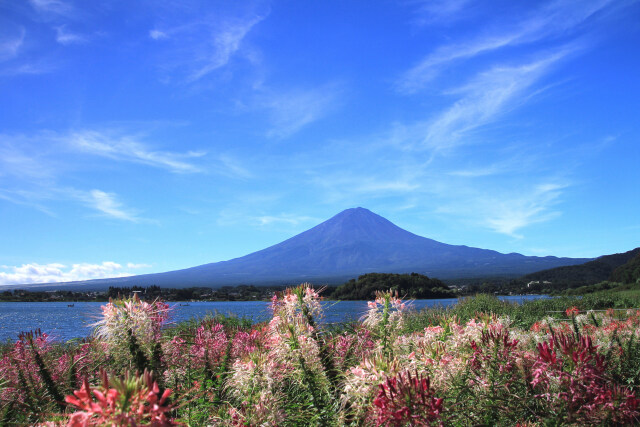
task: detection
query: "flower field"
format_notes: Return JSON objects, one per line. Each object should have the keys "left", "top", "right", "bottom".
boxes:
{"left": 1, "top": 286, "right": 639, "bottom": 426}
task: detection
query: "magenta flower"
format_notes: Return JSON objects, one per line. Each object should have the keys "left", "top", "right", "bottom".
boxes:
{"left": 373, "top": 370, "right": 443, "bottom": 426}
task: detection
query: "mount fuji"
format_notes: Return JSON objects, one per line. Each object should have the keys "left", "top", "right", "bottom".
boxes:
{"left": 12, "top": 208, "right": 591, "bottom": 289}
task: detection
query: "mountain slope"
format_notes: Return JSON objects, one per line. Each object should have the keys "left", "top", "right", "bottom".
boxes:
{"left": 521, "top": 247, "right": 640, "bottom": 287}
{"left": 609, "top": 250, "right": 640, "bottom": 284}
{"left": 10, "top": 208, "right": 592, "bottom": 290}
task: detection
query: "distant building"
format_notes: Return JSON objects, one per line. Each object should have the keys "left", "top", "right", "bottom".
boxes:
{"left": 526, "top": 280, "right": 540, "bottom": 288}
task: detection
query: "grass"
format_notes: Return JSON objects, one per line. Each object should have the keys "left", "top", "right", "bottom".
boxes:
{"left": 403, "top": 289, "right": 640, "bottom": 332}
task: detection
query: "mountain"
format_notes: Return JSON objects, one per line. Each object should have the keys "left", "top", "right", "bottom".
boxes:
{"left": 610, "top": 251, "right": 640, "bottom": 284}
{"left": 521, "top": 247, "right": 640, "bottom": 287}
{"left": 10, "top": 208, "right": 592, "bottom": 290}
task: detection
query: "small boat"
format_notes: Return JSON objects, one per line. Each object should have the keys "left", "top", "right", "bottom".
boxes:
{"left": 67, "top": 304, "right": 74, "bottom": 307}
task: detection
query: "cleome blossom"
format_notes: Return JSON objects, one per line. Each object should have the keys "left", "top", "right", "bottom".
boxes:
{"left": 65, "top": 369, "right": 176, "bottom": 426}
{"left": 2, "top": 289, "right": 640, "bottom": 425}
{"left": 92, "top": 294, "right": 170, "bottom": 365}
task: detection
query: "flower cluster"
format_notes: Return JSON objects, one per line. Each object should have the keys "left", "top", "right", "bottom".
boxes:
{"left": 362, "top": 290, "right": 406, "bottom": 331}
{"left": 532, "top": 332, "right": 640, "bottom": 424}
{"left": 372, "top": 370, "right": 443, "bottom": 426}
{"left": 65, "top": 369, "right": 176, "bottom": 426}
{"left": 2, "top": 292, "right": 640, "bottom": 426}
{"left": 92, "top": 294, "right": 170, "bottom": 367}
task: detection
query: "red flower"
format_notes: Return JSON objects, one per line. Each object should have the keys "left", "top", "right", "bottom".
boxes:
{"left": 565, "top": 306, "right": 580, "bottom": 317}
{"left": 64, "top": 369, "right": 177, "bottom": 426}
{"left": 531, "top": 332, "right": 640, "bottom": 424}
{"left": 373, "top": 370, "right": 443, "bottom": 426}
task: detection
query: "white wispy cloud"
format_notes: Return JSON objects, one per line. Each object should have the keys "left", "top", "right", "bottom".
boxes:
{"left": 217, "top": 154, "right": 253, "bottom": 179}
{"left": 448, "top": 165, "right": 508, "bottom": 178}
{"left": 216, "top": 206, "right": 317, "bottom": 229}
{"left": 412, "top": 0, "right": 473, "bottom": 25}
{"left": 0, "top": 185, "right": 146, "bottom": 223}
{"left": 28, "top": 0, "right": 90, "bottom": 49}
{"left": 55, "top": 25, "right": 86, "bottom": 45}
{"left": 307, "top": 160, "right": 424, "bottom": 204}
{"left": 0, "top": 138, "right": 55, "bottom": 182}
{"left": 0, "top": 190, "right": 56, "bottom": 216}
{"left": 149, "top": 29, "right": 169, "bottom": 40}
{"left": 419, "top": 48, "right": 572, "bottom": 151}
{"left": 188, "top": 15, "right": 265, "bottom": 82}
{"left": 373, "top": 0, "right": 624, "bottom": 238}
{"left": 399, "top": 0, "right": 616, "bottom": 92}
{"left": 80, "top": 189, "right": 140, "bottom": 222}
{"left": 305, "top": 152, "right": 569, "bottom": 237}
{"left": 153, "top": 7, "right": 268, "bottom": 83}
{"left": 0, "top": 132, "right": 193, "bottom": 221}
{"left": 0, "top": 28, "right": 25, "bottom": 61}
{"left": 127, "top": 263, "right": 152, "bottom": 269}
{"left": 482, "top": 183, "right": 566, "bottom": 236}
{"left": 253, "top": 214, "right": 317, "bottom": 227}
{"left": 28, "top": 0, "right": 74, "bottom": 17}
{"left": 436, "top": 181, "right": 567, "bottom": 237}
{"left": 355, "top": 179, "right": 420, "bottom": 193}
{"left": 294, "top": 125, "right": 574, "bottom": 237}
{"left": 0, "top": 61, "right": 57, "bottom": 75}
{"left": 264, "top": 84, "right": 342, "bottom": 139}
{"left": 65, "top": 130, "right": 206, "bottom": 173}
{"left": 447, "top": 145, "right": 549, "bottom": 178}
{"left": 377, "top": 50, "right": 570, "bottom": 154}
{"left": 0, "top": 261, "right": 145, "bottom": 286}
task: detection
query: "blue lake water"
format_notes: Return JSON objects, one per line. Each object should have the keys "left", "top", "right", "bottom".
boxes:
{"left": 0, "top": 295, "right": 548, "bottom": 342}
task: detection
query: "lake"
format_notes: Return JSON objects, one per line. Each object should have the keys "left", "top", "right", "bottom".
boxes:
{"left": 0, "top": 295, "right": 549, "bottom": 342}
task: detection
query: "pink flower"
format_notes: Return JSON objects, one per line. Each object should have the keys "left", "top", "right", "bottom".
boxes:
{"left": 424, "top": 326, "right": 444, "bottom": 334}
{"left": 351, "top": 367, "right": 366, "bottom": 378}
{"left": 284, "top": 294, "right": 298, "bottom": 304}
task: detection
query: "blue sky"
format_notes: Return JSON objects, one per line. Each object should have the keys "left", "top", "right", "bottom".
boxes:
{"left": 1, "top": 0, "right": 639, "bottom": 286}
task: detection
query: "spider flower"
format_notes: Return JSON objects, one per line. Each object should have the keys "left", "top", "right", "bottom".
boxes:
{"left": 92, "top": 295, "right": 170, "bottom": 363}
{"left": 65, "top": 369, "right": 176, "bottom": 426}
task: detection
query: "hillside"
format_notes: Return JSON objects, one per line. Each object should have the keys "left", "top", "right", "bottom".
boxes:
{"left": 610, "top": 251, "right": 640, "bottom": 284}
{"left": 521, "top": 247, "right": 640, "bottom": 288}
{"left": 331, "top": 272, "right": 455, "bottom": 300}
